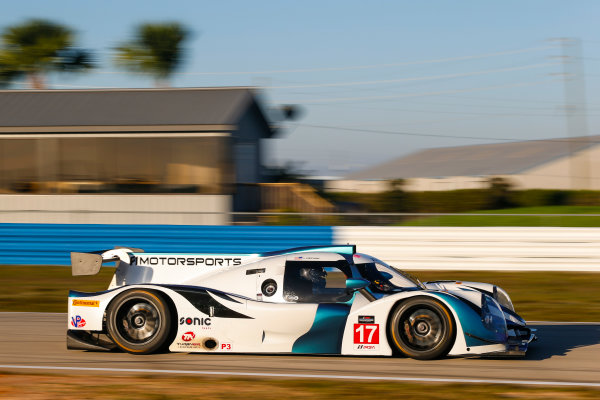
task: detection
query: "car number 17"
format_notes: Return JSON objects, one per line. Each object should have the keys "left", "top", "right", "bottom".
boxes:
{"left": 354, "top": 323, "right": 379, "bottom": 344}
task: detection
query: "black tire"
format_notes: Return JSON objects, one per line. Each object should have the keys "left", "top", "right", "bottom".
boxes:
{"left": 389, "top": 297, "right": 455, "bottom": 360}
{"left": 106, "top": 289, "right": 171, "bottom": 354}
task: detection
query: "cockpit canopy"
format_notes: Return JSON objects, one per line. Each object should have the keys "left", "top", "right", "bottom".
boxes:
{"left": 353, "top": 253, "right": 424, "bottom": 293}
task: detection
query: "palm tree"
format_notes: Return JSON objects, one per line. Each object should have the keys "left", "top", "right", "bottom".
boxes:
{"left": 0, "top": 59, "right": 22, "bottom": 88}
{"left": 114, "top": 22, "right": 189, "bottom": 87}
{"left": 0, "top": 19, "right": 93, "bottom": 89}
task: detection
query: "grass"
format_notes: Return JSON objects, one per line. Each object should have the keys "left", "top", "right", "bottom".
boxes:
{"left": 0, "top": 265, "right": 114, "bottom": 312}
{"left": 412, "top": 270, "right": 600, "bottom": 322}
{"left": 0, "top": 265, "right": 599, "bottom": 321}
{"left": 401, "top": 206, "right": 600, "bottom": 227}
{"left": 0, "top": 373, "right": 598, "bottom": 399}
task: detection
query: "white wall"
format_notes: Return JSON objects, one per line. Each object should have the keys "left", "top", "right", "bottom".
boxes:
{"left": 335, "top": 226, "right": 600, "bottom": 271}
{"left": 325, "top": 180, "right": 390, "bottom": 193}
{"left": 0, "top": 194, "right": 231, "bottom": 225}
{"left": 512, "top": 145, "right": 600, "bottom": 190}
{"left": 324, "top": 145, "right": 600, "bottom": 193}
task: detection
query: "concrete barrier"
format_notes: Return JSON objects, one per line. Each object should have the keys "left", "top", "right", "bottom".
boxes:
{"left": 335, "top": 226, "right": 600, "bottom": 271}
{"left": 1, "top": 223, "right": 598, "bottom": 271}
{"left": 0, "top": 194, "right": 231, "bottom": 225}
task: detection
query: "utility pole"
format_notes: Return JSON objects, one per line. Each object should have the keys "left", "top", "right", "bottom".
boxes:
{"left": 550, "top": 38, "right": 590, "bottom": 190}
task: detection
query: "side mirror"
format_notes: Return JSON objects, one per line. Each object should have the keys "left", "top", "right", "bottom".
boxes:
{"left": 380, "top": 271, "right": 393, "bottom": 280}
{"left": 345, "top": 278, "right": 369, "bottom": 291}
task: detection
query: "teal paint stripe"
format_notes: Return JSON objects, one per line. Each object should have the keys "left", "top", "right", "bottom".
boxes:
{"left": 292, "top": 303, "right": 351, "bottom": 354}
{"left": 430, "top": 292, "right": 507, "bottom": 348}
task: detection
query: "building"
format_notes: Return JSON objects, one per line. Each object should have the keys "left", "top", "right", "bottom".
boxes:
{"left": 327, "top": 136, "right": 600, "bottom": 193}
{"left": 0, "top": 87, "right": 278, "bottom": 224}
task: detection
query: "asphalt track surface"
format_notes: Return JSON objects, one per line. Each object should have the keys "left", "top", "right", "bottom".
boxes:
{"left": 1, "top": 312, "right": 599, "bottom": 387}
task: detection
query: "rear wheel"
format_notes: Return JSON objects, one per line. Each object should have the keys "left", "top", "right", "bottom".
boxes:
{"left": 106, "top": 289, "right": 171, "bottom": 354}
{"left": 389, "top": 297, "right": 455, "bottom": 360}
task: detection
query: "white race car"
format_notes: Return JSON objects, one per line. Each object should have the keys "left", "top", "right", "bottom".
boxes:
{"left": 67, "top": 245, "right": 536, "bottom": 360}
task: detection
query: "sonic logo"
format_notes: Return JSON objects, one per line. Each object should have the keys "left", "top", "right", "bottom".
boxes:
{"left": 70, "top": 315, "right": 86, "bottom": 328}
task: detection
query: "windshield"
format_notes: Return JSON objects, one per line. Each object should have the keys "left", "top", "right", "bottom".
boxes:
{"left": 355, "top": 258, "right": 423, "bottom": 293}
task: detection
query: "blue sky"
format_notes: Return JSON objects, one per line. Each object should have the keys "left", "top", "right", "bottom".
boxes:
{"left": 1, "top": 1, "right": 599, "bottom": 176}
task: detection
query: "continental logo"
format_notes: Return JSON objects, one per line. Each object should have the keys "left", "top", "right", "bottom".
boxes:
{"left": 72, "top": 299, "right": 100, "bottom": 307}
{"left": 135, "top": 256, "right": 242, "bottom": 267}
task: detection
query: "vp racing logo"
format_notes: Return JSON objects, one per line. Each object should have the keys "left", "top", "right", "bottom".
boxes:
{"left": 70, "top": 315, "right": 86, "bottom": 328}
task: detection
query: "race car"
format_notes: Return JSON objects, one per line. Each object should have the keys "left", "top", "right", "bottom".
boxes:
{"left": 67, "top": 245, "right": 536, "bottom": 360}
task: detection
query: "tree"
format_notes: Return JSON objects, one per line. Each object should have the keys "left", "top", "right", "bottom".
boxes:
{"left": 0, "top": 19, "right": 93, "bottom": 89}
{"left": 114, "top": 22, "right": 189, "bottom": 87}
{"left": 0, "top": 59, "right": 22, "bottom": 88}
{"left": 487, "top": 176, "right": 514, "bottom": 209}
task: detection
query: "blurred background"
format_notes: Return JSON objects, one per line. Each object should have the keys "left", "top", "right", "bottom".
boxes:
{"left": 0, "top": 0, "right": 599, "bottom": 229}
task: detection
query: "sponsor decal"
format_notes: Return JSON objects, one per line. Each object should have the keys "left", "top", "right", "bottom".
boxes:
{"left": 72, "top": 299, "right": 100, "bottom": 307}
{"left": 181, "top": 331, "right": 195, "bottom": 342}
{"left": 355, "top": 344, "right": 378, "bottom": 350}
{"left": 358, "top": 315, "right": 375, "bottom": 324}
{"left": 70, "top": 315, "right": 86, "bottom": 328}
{"left": 179, "top": 317, "right": 211, "bottom": 326}
{"left": 176, "top": 342, "right": 204, "bottom": 349}
{"left": 136, "top": 256, "right": 242, "bottom": 267}
{"left": 353, "top": 323, "right": 379, "bottom": 350}
{"left": 175, "top": 338, "right": 220, "bottom": 350}
{"left": 220, "top": 343, "right": 232, "bottom": 351}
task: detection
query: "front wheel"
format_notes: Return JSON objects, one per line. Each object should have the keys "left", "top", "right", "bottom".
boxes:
{"left": 389, "top": 297, "right": 455, "bottom": 360}
{"left": 106, "top": 289, "right": 171, "bottom": 354}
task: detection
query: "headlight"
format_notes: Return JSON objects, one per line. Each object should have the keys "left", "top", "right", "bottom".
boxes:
{"left": 480, "top": 294, "right": 494, "bottom": 329}
{"left": 504, "top": 311, "right": 525, "bottom": 325}
{"left": 481, "top": 293, "right": 507, "bottom": 333}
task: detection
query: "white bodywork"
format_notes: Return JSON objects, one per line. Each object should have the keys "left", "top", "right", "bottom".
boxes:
{"left": 68, "top": 246, "right": 529, "bottom": 357}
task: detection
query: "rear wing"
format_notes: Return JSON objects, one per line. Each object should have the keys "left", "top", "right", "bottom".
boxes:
{"left": 70, "top": 247, "right": 143, "bottom": 276}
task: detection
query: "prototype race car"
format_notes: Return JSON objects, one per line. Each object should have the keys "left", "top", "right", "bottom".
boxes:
{"left": 67, "top": 245, "right": 536, "bottom": 360}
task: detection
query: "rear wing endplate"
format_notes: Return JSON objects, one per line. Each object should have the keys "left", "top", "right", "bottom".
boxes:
{"left": 70, "top": 247, "right": 144, "bottom": 276}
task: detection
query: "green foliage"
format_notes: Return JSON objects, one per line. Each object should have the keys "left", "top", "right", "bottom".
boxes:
{"left": 114, "top": 22, "right": 189, "bottom": 85}
{"left": 414, "top": 270, "right": 600, "bottom": 322}
{"left": 325, "top": 177, "right": 600, "bottom": 214}
{"left": 0, "top": 19, "right": 93, "bottom": 88}
{"left": 401, "top": 205, "right": 600, "bottom": 227}
{"left": 265, "top": 161, "right": 308, "bottom": 183}
{"left": 0, "top": 58, "right": 22, "bottom": 87}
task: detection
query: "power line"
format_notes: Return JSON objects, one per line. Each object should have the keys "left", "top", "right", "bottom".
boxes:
{"left": 282, "top": 79, "right": 559, "bottom": 104}
{"left": 310, "top": 106, "right": 595, "bottom": 118}
{"left": 309, "top": 99, "right": 573, "bottom": 112}
{"left": 265, "top": 63, "right": 558, "bottom": 90}
{"left": 432, "top": 93, "right": 599, "bottom": 108}
{"left": 292, "top": 123, "right": 600, "bottom": 144}
{"left": 92, "top": 45, "right": 554, "bottom": 76}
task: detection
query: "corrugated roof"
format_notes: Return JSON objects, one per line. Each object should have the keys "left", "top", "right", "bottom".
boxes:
{"left": 346, "top": 136, "right": 600, "bottom": 180}
{"left": 0, "top": 87, "right": 267, "bottom": 129}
